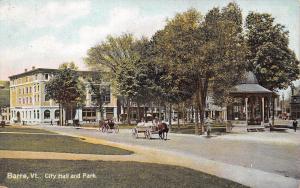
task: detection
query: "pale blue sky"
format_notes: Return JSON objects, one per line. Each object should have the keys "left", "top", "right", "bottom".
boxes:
{"left": 0, "top": 0, "right": 299, "bottom": 97}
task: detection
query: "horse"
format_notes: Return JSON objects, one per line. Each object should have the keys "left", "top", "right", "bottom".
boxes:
{"left": 158, "top": 122, "right": 169, "bottom": 140}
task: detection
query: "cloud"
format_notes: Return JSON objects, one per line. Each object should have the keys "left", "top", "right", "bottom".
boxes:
{"left": 0, "top": 0, "right": 91, "bottom": 28}
{"left": 0, "top": 6, "right": 168, "bottom": 80}
{"left": 79, "top": 6, "right": 166, "bottom": 46}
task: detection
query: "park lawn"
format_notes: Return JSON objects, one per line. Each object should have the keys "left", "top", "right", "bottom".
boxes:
{"left": 0, "top": 133, "right": 132, "bottom": 155}
{"left": 0, "top": 159, "right": 247, "bottom": 188}
{"left": 0, "top": 126, "right": 56, "bottom": 134}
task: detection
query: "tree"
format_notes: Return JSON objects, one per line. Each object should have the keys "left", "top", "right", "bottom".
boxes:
{"left": 245, "top": 12, "right": 300, "bottom": 91}
{"left": 45, "top": 63, "right": 85, "bottom": 126}
{"left": 85, "top": 34, "right": 145, "bottom": 124}
{"left": 87, "top": 73, "right": 110, "bottom": 122}
{"left": 148, "top": 4, "right": 247, "bottom": 134}
{"left": 191, "top": 3, "right": 247, "bottom": 134}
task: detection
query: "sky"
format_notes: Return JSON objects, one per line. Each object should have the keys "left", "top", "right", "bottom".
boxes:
{"left": 0, "top": 0, "right": 299, "bottom": 96}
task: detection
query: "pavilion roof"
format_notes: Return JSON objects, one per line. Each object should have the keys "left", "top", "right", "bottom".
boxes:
{"left": 230, "top": 71, "right": 275, "bottom": 95}
{"left": 231, "top": 83, "right": 273, "bottom": 94}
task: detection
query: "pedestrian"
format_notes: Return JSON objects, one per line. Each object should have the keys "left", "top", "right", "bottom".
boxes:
{"left": 292, "top": 119, "right": 298, "bottom": 132}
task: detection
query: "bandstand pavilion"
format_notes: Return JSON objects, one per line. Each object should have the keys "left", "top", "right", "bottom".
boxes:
{"left": 227, "top": 72, "right": 277, "bottom": 128}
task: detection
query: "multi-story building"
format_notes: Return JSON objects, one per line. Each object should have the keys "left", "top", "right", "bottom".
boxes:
{"left": 0, "top": 80, "right": 10, "bottom": 122}
{"left": 9, "top": 67, "right": 117, "bottom": 125}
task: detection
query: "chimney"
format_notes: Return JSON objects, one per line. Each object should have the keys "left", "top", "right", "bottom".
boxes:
{"left": 32, "top": 66, "right": 35, "bottom": 70}
{"left": 25, "top": 69, "right": 27, "bottom": 72}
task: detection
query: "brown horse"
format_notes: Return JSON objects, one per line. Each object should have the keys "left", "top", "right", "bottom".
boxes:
{"left": 158, "top": 122, "right": 169, "bottom": 140}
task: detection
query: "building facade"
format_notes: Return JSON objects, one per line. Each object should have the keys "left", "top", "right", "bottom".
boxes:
{"left": 290, "top": 93, "right": 300, "bottom": 119}
{"left": 0, "top": 80, "right": 10, "bottom": 122}
{"left": 9, "top": 68, "right": 117, "bottom": 125}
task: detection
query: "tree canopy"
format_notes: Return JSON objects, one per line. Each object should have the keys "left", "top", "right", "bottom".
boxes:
{"left": 245, "top": 12, "right": 300, "bottom": 91}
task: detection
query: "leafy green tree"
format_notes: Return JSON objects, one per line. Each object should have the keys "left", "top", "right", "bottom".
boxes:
{"left": 148, "top": 4, "right": 247, "bottom": 134}
{"left": 245, "top": 12, "right": 300, "bottom": 91}
{"left": 87, "top": 73, "right": 110, "bottom": 122}
{"left": 85, "top": 34, "right": 145, "bottom": 124}
{"left": 192, "top": 3, "right": 247, "bottom": 134}
{"left": 45, "top": 63, "right": 85, "bottom": 126}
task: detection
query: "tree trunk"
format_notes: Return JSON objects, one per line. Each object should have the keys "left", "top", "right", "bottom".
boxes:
{"left": 158, "top": 100, "right": 161, "bottom": 121}
{"left": 143, "top": 104, "right": 146, "bottom": 121}
{"left": 195, "top": 103, "right": 199, "bottom": 135}
{"left": 191, "top": 105, "right": 194, "bottom": 123}
{"left": 127, "top": 98, "right": 131, "bottom": 125}
{"left": 177, "top": 103, "right": 180, "bottom": 130}
{"left": 137, "top": 101, "right": 140, "bottom": 122}
{"left": 182, "top": 103, "right": 186, "bottom": 127}
{"left": 164, "top": 104, "right": 167, "bottom": 121}
{"left": 150, "top": 102, "right": 154, "bottom": 117}
{"left": 59, "top": 103, "right": 62, "bottom": 126}
{"left": 61, "top": 104, "right": 65, "bottom": 126}
{"left": 197, "top": 78, "right": 209, "bottom": 135}
{"left": 168, "top": 103, "right": 172, "bottom": 131}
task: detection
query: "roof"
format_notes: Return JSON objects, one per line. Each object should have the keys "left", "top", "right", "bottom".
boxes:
{"left": 9, "top": 68, "right": 58, "bottom": 79}
{"left": 231, "top": 84, "right": 273, "bottom": 94}
{"left": 241, "top": 71, "right": 258, "bottom": 84}
{"left": 230, "top": 71, "right": 274, "bottom": 95}
{"left": 9, "top": 68, "right": 97, "bottom": 79}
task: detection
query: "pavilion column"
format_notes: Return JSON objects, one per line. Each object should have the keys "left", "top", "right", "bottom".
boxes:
{"left": 262, "top": 97, "right": 265, "bottom": 125}
{"left": 245, "top": 97, "right": 248, "bottom": 126}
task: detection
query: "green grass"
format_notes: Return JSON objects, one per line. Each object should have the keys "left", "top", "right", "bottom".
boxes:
{"left": 0, "top": 133, "right": 132, "bottom": 155}
{"left": 0, "top": 159, "right": 247, "bottom": 188}
{"left": 0, "top": 126, "right": 56, "bottom": 134}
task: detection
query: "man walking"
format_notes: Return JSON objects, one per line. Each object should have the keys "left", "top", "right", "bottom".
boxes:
{"left": 292, "top": 119, "right": 298, "bottom": 132}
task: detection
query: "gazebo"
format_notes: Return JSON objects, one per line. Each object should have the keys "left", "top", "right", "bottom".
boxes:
{"left": 227, "top": 72, "right": 277, "bottom": 130}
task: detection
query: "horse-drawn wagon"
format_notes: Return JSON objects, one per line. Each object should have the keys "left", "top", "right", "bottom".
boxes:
{"left": 99, "top": 120, "right": 119, "bottom": 133}
{"left": 132, "top": 121, "right": 169, "bottom": 140}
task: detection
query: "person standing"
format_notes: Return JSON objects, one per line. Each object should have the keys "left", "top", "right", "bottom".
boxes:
{"left": 292, "top": 119, "right": 298, "bottom": 132}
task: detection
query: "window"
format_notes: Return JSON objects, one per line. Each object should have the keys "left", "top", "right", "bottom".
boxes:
{"left": 29, "top": 97, "right": 32, "bottom": 103}
{"left": 37, "top": 110, "right": 39, "bottom": 119}
{"left": 19, "top": 88, "right": 21, "bottom": 94}
{"left": 18, "top": 98, "right": 21, "bottom": 104}
{"left": 26, "top": 87, "right": 28, "bottom": 94}
{"left": 34, "top": 85, "right": 36, "bottom": 92}
{"left": 23, "top": 98, "right": 25, "bottom": 104}
{"left": 29, "top": 87, "right": 32, "bottom": 93}
{"left": 34, "top": 110, "right": 36, "bottom": 119}
{"left": 55, "top": 110, "right": 60, "bottom": 119}
{"left": 44, "top": 110, "right": 50, "bottom": 119}
{"left": 45, "top": 74, "right": 49, "bottom": 80}
{"left": 26, "top": 97, "right": 28, "bottom": 104}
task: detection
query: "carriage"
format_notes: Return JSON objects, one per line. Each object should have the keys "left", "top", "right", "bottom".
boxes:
{"left": 132, "top": 123, "right": 160, "bottom": 139}
{"left": 100, "top": 120, "right": 119, "bottom": 133}
{"left": 132, "top": 121, "right": 168, "bottom": 140}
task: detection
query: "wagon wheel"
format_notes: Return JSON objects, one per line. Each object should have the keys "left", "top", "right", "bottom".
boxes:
{"left": 145, "top": 130, "right": 151, "bottom": 139}
{"left": 101, "top": 124, "right": 107, "bottom": 133}
{"left": 131, "top": 128, "right": 136, "bottom": 137}
{"left": 132, "top": 128, "right": 138, "bottom": 138}
{"left": 114, "top": 125, "right": 119, "bottom": 133}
